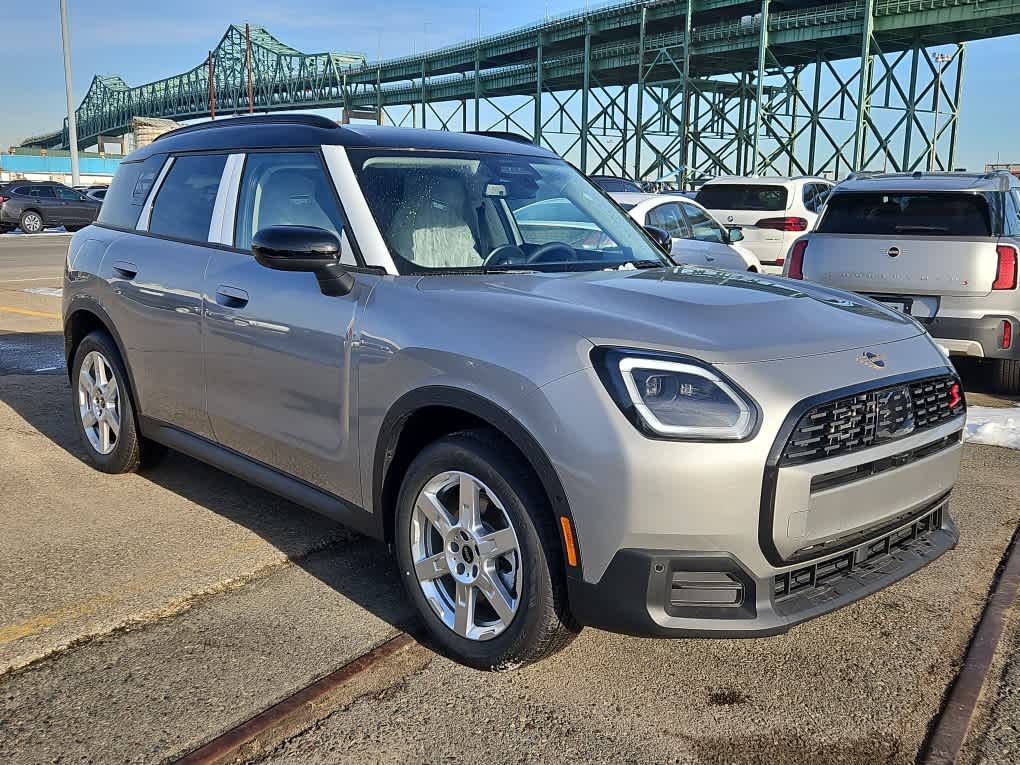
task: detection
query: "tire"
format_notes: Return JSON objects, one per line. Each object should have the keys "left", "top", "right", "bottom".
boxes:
{"left": 19, "top": 210, "right": 44, "bottom": 234}
{"left": 993, "top": 359, "right": 1020, "bottom": 395}
{"left": 394, "top": 429, "right": 579, "bottom": 670}
{"left": 70, "top": 331, "right": 164, "bottom": 473}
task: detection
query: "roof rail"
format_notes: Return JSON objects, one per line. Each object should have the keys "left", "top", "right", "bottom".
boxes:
{"left": 154, "top": 114, "right": 340, "bottom": 142}
{"left": 463, "top": 130, "right": 535, "bottom": 146}
{"left": 843, "top": 170, "right": 886, "bottom": 181}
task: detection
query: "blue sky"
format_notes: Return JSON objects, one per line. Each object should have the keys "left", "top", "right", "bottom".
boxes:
{"left": 1, "top": 0, "right": 1018, "bottom": 171}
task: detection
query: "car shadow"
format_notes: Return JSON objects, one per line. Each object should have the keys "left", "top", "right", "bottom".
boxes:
{"left": 0, "top": 330, "right": 438, "bottom": 658}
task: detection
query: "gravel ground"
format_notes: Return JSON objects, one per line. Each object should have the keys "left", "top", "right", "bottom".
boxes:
{"left": 965, "top": 605, "right": 1020, "bottom": 765}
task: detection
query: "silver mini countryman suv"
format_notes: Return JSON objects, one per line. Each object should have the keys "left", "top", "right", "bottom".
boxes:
{"left": 63, "top": 115, "right": 966, "bottom": 669}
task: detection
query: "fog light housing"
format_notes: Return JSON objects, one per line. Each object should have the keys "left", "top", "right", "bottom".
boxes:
{"left": 670, "top": 571, "right": 744, "bottom": 607}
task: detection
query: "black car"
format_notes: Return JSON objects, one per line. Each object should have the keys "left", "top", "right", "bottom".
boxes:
{"left": 589, "top": 174, "right": 644, "bottom": 193}
{"left": 0, "top": 181, "right": 101, "bottom": 234}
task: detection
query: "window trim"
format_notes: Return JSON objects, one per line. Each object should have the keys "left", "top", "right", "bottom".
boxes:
{"left": 646, "top": 201, "right": 688, "bottom": 240}
{"left": 678, "top": 201, "right": 725, "bottom": 243}
{"left": 136, "top": 156, "right": 176, "bottom": 232}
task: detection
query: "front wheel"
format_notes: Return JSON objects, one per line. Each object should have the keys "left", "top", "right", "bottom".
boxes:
{"left": 19, "top": 211, "right": 44, "bottom": 234}
{"left": 394, "top": 430, "right": 579, "bottom": 670}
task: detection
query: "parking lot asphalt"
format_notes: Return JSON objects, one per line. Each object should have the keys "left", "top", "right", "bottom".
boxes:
{"left": 2, "top": 235, "right": 1020, "bottom": 764}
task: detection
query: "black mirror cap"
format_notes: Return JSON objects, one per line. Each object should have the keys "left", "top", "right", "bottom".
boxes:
{"left": 253, "top": 225, "right": 353, "bottom": 297}
{"left": 644, "top": 225, "right": 672, "bottom": 254}
{"left": 253, "top": 225, "right": 341, "bottom": 270}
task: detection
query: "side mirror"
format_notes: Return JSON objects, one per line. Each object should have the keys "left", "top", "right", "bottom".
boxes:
{"left": 253, "top": 225, "right": 354, "bottom": 297}
{"left": 727, "top": 227, "right": 744, "bottom": 243}
{"left": 644, "top": 225, "right": 673, "bottom": 254}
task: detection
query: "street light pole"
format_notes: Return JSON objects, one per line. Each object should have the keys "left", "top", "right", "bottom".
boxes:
{"left": 930, "top": 52, "right": 952, "bottom": 172}
{"left": 59, "top": 0, "right": 80, "bottom": 187}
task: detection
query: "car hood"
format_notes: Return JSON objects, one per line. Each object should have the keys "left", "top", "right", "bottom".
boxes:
{"left": 416, "top": 265, "right": 925, "bottom": 364}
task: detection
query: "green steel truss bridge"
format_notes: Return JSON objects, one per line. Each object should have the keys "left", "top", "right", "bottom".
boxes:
{"left": 20, "top": 0, "right": 1020, "bottom": 183}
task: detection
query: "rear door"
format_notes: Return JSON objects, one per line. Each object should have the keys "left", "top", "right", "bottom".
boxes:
{"left": 805, "top": 190, "right": 1002, "bottom": 308}
{"left": 693, "top": 182, "right": 789, "bottom": 263}
{"left": 98, "top": 152, "right": 226, "bottom": 437}
{"left": 26, "top": 185, "right": 58, "bottom": 225}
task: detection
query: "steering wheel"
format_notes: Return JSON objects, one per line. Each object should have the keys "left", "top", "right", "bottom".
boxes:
{"left": 482, "top": 245, "right": 528, "bottom": 268}
{"left": 526, "top": 242, "right": 577, "bottom": 264}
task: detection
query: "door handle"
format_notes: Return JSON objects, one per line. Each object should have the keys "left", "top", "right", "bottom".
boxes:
{"left": 216, "top": 285, "right": 249, "bottom": 308}
{"left": 111, "top": 261, "right": 137, "bottom": 279}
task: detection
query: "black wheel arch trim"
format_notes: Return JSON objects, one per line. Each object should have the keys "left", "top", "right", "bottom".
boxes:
{"left": 758, "top": 364, "right": 962, "bottom": 567}
{"left": 373, "top": 385, "right": 583, "bottom": 578}
{"left": 63, "top": 297, "right": 143, "bottom": 415}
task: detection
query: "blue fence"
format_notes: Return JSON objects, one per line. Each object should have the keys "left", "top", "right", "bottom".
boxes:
{"left": 0, "top": 153, "right": 121, "bottom": 176}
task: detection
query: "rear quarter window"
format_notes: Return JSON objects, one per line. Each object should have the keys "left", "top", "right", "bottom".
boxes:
{"left": 694, "top": 184, "right": 788, "bottom": 211}
{"left": 817, "top": 192, "right": 992, "bottom": 237}
{"left": 98, "top": 154, "right": 167, "bottom": 229}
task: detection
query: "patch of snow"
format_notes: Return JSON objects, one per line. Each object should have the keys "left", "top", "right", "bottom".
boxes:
{"left": 964, "top": 405, "right": 1020, "bottom": 451}
{"left": 22, "top": 287, "right": 62, "bottom": 298}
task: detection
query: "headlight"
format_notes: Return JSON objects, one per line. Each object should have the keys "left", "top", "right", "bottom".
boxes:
{"left": 594, "top": 349, "right": 758, "bottom": 440}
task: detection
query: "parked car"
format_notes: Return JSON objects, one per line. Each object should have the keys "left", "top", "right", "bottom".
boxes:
{"left": 86, "top": 188, "right": 107, "bottom": 202}
{"left": 611, "top": 192, "right": 761, "bottom": 271}
{"left": 695, "top": 176, "right": 833, "bottom": 272}
{"left": 589, "top": 174, "right": 643, "bottom": 193}
{"left": 783, "top": 170, "right": 1020, "bottom": 393}
{"left": 0, "top": 181, "right": 101, "bottom": 233}
{"left": 64, "top": 115, "right": 966, "bottom": 669}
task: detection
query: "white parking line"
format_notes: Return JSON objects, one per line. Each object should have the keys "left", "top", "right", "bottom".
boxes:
{"left": 0, "top": 277, "right": 61, "bottom": 283}
{"left": 22, "top": 287, "right": 63, "bottom": 298}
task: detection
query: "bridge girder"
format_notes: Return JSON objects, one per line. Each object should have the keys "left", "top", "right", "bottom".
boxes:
{"left": 18, "top": 1, "right": 1020, "bottom": 183}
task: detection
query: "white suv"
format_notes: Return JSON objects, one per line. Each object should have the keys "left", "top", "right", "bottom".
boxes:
{"left": 695, "top": 176, "right": 833, "bottom": 272}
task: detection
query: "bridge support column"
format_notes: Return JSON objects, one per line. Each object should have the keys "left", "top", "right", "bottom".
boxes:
{"left": 853, "top": 0, "right": 875, "bottom": 170}
{"left": 633, "top": 6, "right": 646, "bottom": 180}
{"left": 580, "top": 26, "right": 591, "bottom": 172}
{"left": 679, "top": 0, "right": 693, "bottom": 188}
{"left": 751, "top": 0, "right": 769, "bottom": 176}
{"left": 534, "top": 37, "right": 543, "bottom": 146}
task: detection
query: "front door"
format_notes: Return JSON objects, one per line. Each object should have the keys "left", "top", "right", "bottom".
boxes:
{"left": 203, "top": 150, "right": 372, "bottom": 504}
{"left": 677, "top": 202, "right": 746, "bottom": 271}
{"left": 54, "top": 186, "right": 92, "bottom": 225}
{"left": 645, "top": 202, "right": 704, "bottom": 266}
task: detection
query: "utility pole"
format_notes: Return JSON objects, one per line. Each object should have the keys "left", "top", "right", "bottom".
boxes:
{"left": 59, "top": 0, "right": 80, "bottom": 186}
{"left": 245, "top": 23, "right": 254, "bottom": 114}
{"left": 207, "top": 51, "right": 216, "bottom": 119}
{"left": 930, "top": 52, "right": 952, "bottom": 172}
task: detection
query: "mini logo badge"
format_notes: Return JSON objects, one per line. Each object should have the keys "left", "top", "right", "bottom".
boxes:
{"left": 887, "top": 246, "right": 901, "bottom": 258}
{"left": 858, "top": 351, "right": 886, "bottom": 369}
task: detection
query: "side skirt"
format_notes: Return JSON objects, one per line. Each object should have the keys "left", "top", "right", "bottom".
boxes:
{"left": 139, "top": 416, "right": 381, "bottom": 539}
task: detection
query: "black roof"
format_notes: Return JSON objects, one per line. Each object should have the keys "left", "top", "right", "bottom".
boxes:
{"left": 126, "top": 114, "right": 557, "bottom": 162}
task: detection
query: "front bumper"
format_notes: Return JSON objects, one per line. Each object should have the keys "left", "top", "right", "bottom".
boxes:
{"left": 929, "top": 314, "right": 1020, "bottom": 360}
{"left": 568, "top": 498, "right": 957, "bottom": 638}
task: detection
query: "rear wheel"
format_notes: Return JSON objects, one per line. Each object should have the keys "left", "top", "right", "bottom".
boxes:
{"left": 993, "top": 359, "right": 1020, "bottom": 395}
{"left": 71, "top": 331, "right": 164, "bottom": 472}
{"left": 394, "top": 429, "right": 579, "bottom": 670}
{"left": 19, "top": 210, "right": 44, "bottom": 234}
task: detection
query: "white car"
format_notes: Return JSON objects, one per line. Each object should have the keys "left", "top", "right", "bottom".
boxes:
{"left": 694, "top": 176, "right": 833, "bottom": 273}
{"left": 611, "top": 193, "right": 762, "bottom": 272}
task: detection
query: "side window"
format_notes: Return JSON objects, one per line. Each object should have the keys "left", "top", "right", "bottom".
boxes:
{"left": 149, "top": 153, "right": 228, "bottom": 243}
{"left": 817, "top": 184, "right": 832, "bottom": 207}
{"left": 1005, "top": 191, "right": 1020, "bottom": 237}
{"left": 646, "top": 203, "right": 687, "bottom": 239}
{"left": 56, "top": 187, "right": 83, "bottom": 201}
{"left": 802, "top": 183, "right": 817, "bottom": 212}
{"left": 680, "top": 203, "right": 725, "bottom": 243}
{"left": 234, "top": 152, "right": 348, "bottom": 258}
{"left": 29, "top": 186, "right": 56, "bottom": 199}
{"left": 98, "top": 154, "right": 168, "bottom": 229}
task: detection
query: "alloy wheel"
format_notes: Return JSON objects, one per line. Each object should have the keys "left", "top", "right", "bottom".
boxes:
{"left": 410, "top": 471, "right": 522, "bottom": 641}
{"left": 77, "top": 350, "right": 121, "bottom": 455}
{"left": 21, "top": 213, "right": 42, "bottom": 233}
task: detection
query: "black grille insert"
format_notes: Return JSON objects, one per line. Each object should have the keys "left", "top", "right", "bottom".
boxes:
{"left": 773, "top": 504, "right": 944, "bottom": 602}
{"left": 780, "top": 374, "right": 963, "bottom": 466}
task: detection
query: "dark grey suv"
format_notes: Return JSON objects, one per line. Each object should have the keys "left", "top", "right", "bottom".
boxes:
{"left": 0, "top": 181, "right": 101, "bottom": 234}
{"left": 63, "top": 115, "right": 966, "bottom": 669}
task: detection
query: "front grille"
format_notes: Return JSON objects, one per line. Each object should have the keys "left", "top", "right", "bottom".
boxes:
{"left": 780, "top": 374, "right": 963, "bottom": 466}
{"left": 773, "top": 503, "right": 945, "bottom": 605}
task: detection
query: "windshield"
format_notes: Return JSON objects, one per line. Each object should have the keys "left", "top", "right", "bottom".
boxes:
{"left": 348, "top": 149, "right": 669, "bottom": 274}
{"left": 695, "top": 184, "right": 788, "bottom": 211}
